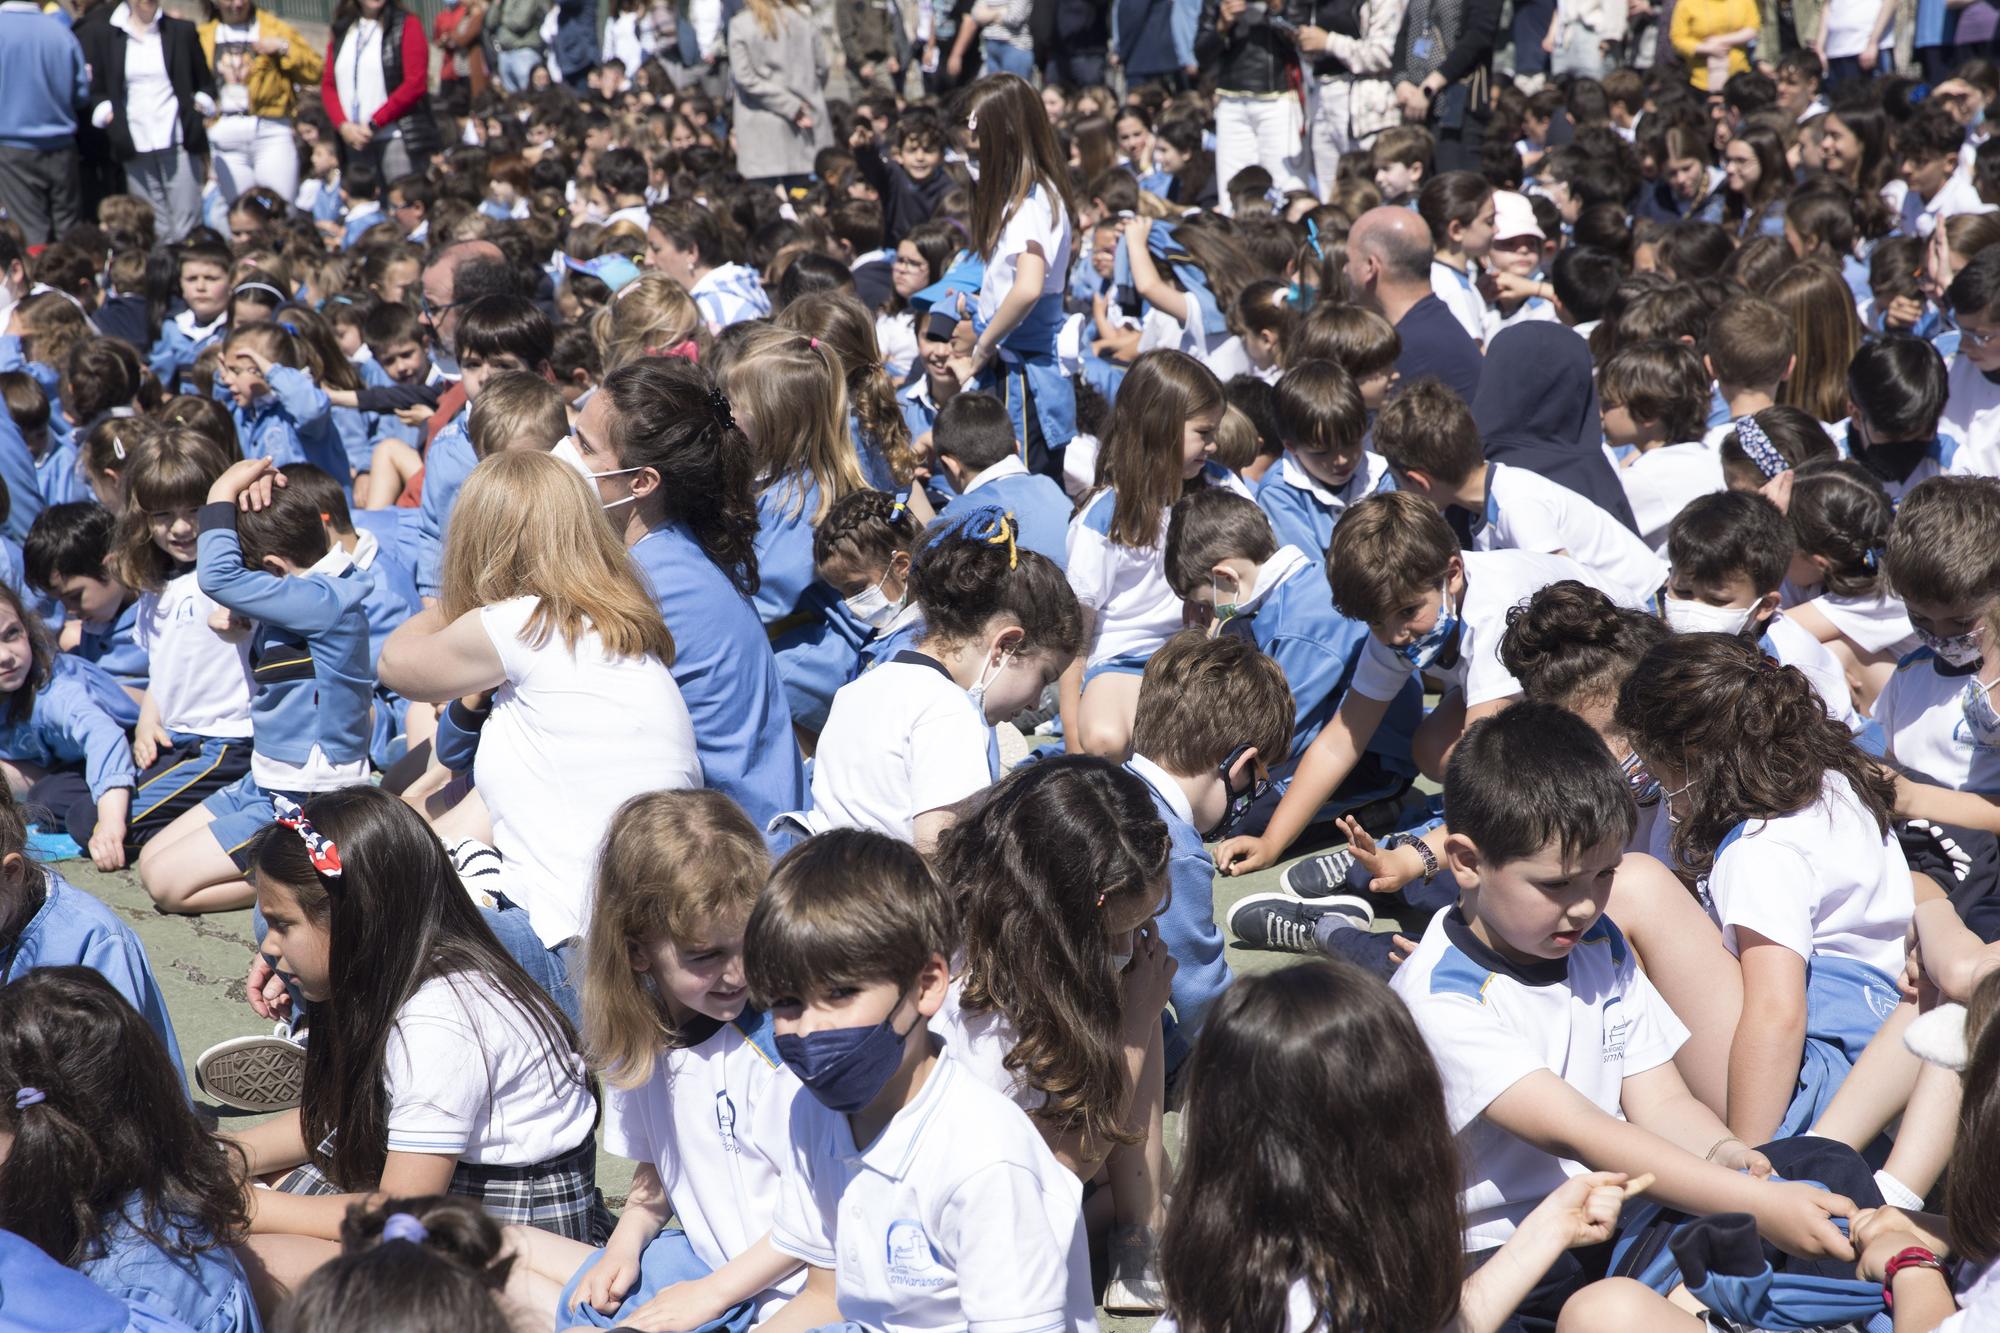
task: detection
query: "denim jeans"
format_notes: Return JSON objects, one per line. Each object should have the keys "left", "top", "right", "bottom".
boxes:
{"left": 983, "top": 38, "right": 1036, "bottom": 79}
{"left": 498, "top": 45, "right": 544, "bottom": 91}
{"left": 480, "top": 895, "right": 581, "bottom": 1029}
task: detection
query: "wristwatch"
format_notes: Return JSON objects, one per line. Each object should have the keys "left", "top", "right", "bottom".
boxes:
{"left": 1382, "top": 831, "right": 1439, "bottom": 882}
{"left": 1882, "top": 1246, "right": 1946, "bottom": 1309}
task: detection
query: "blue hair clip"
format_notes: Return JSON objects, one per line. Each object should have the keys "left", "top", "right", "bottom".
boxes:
{"left": 277, "top": 321, "right": 300, "bottom": 337}
{"left": 1863, "top": 547, "right": 1884, "bottom": 573}
{"left": 926, "top": 504, "right": 1018, "bottom": 569}
{"left": 889, "top": 490, "right": 909, "bottom": 523}
{"left": 1306, "top": 218, "right": 1324, "bottom": 260}
{"left": 381, "top": 1213, "right": 428, "bottom": 1245}
{"left": 1734, "top": 415, "right": 1787, "bottom": 480}
{"left": 13, "top": 1087, "right": 44, "bottom": 1110}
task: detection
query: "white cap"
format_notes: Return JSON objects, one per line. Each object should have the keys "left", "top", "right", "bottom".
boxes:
{"left": 1492, "top": 190, "right": 1545, "bottom": 243}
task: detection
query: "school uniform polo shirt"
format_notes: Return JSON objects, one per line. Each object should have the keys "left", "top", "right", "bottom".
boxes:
{"left": 1876, "top": 646, "right": 2000, "bottom": 794}
{"left": 772, "top": 1046, "right": 1098, "bottom": 1333}
{"left": 1469, "top": 461, "right": 1667, "bottom": 610}
{"left": 1253, "top": 450, "right": 1393, "bottom": 557}
{"left": 1617, "top": 442, "right": 1726, "bottom": 550}
{"left": 1391, "top": 907, "right": 1687, "bottom": 1251}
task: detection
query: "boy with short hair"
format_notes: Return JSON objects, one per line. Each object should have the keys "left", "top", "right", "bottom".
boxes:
{"left": 1375, "top": 378, "right": 1667, "bottom": 608}
{"left": 1602, "top": 67, "right": 1645, "bottom": 139}
{"left": 587, "top": 147, "right": 652, "bottom": 230}
{"left": 468, "top": 370, "right": 570, "bottom": 459}
{"left": 1387, "top": 704, "right": 1856, "bottom": 1299}
{"left": 338, "top": 160, "right": 386, "bottom": 249}
{"left": 23, "top": 502, "right": 145, "bottom": 694}
{"left": 852, "top": 109, "right": 950, "bottom": 246}
{"left": 1298, "top": 307, "right": 1401, "bottom": 411}
{"left": 1942, "top": 246, "right": 2000, "bottom": 477}
{"left": 385, "top": 172, "right": 436, "bottom": 243}
{"left": 1774, "top": 49, "right": 1826, "bottom": 122}
{"left": 1371, "top": 125, "right": 1434, "bottom": 207}
{"left": 1701, "top": 297, "right": 1799, "bottom": 446}
{"left": 1254, "top": 359, "right": 1392, "bottom": 556}
{"left": 1548, "top": 246, "right": 1623, "bottom": 335}
{"left": 1163, "top": 489, "right": 1420, "bottom": 817}
{"left": 1126, "top": 630, "right": 1292, "bottom": 1069}
{"left": 1215, "top": 491, "right": 1613, "bottom": 876}
{"left": 932, "top": 392, "right": 1069, "bottom": 568}
{"left": 1844, "top": 334, "right": 1958, "bottom": 504}
{"left": 1896, "top": 108, "right": 1980, "bottom": 239}
{"left": 1600, "top": 339, "right": 1726, "bottom": 548}
{"left": 748, "top": 828, "right": 1092, "bottom": 1333}
{"left": 1663, "top": 490, "right": 1860, "bottom": 730}
{"left": 1875, "top": 475, "right": 2000, "bottom": 792}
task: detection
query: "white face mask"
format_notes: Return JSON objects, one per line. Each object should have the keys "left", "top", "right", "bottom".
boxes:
{"left": 843, "top": 571, "right": 906, "bottom": 630}
{"left": 1661, "top": 594, "right": 1755, "bottom": 637}
{"left": 966, "top": 648, "right": 1012, "bottom": 717}
{"left": 550, "top": 433, "right": 643, "bottom": 510}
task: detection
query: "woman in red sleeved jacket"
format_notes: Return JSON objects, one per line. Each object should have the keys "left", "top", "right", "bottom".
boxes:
{"left": 323, "top": 0, "right": 441, "bottom": 182}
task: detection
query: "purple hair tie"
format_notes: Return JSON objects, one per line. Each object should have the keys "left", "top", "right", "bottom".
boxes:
{"left": 381, "top": 1212, "right": 428, "bottom": 1244}
{"left": 14, "top": 1087, "right": 44, "bottom": 1109}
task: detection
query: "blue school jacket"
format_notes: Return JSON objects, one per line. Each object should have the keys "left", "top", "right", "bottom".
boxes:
{"left": 147, "top": 309, "right": 227, "bottom": 390}
{"left": 631, "top": 520, "right": 807, "bottom": 829}
{"left": 78, "top": 598, "right": 150, "bottom": 690}
{"left": 751, "top": 474, "right": 824, "bottom": 626}
{"left": 35, "top": 436, "right": 86, "bottom": 506}
{"left": 0, "top": 655, "right": 139, "bottom": 801}
{"left": 0, "top": 405, "right": 46, "bottom": 545}
{"left": 937, "top": 464, "right": 1071, "bottom": 570}
{"left": 7, "top": 870, "right": 185, "bottom": 1090}
{"left": 195, "top": 506, "right": 373, "bottom": 772}
{"left": 1124, "top": 753, "right": 1232, "bottom": 1073}
{"left": 1254, "top": 453, "right": 1393, "bottom": 557}
{"left": 229, "top": 367, "right": 350, "bottom": 486}
{"left": 83, "top": 1200, "right": 260, "bottom": 1333}
{"left": 0, "top": 1228, "right": 198, "bottom": 1333}
{"left": 351, "top": 531, "right": 419, "bottom": 768}
{"left": 412, "top": 415, "right": 475, "bottom": 600}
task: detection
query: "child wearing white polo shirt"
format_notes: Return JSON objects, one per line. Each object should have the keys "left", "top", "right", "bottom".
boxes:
{"left": 1942, "top": 247, "right": 2000, "bottom": 478}
{"left": 1600, "top": 341, "right": 1726, "bottom": 549}
{"left": 748, "top": 828, "right": 1098, "bottom": 1333}
{"left": 1216, "top": 491, "right": 1618, "bottom": 878}
{"left": 1390, "top": 704, "right": 1857, "bottom": 1321}
{"left": 1780, "top": 460, "right": 1915, "bottom": 715}
{"left": 811, "top": 507, "right": 1082, "bottom": 851}
{"left": 1372, "top": 379, "right": 1668, "bottom": 610}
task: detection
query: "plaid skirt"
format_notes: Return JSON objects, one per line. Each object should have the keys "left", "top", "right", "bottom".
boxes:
{"left": 275, "top": 1135, "right": 615, "bottom": 1243}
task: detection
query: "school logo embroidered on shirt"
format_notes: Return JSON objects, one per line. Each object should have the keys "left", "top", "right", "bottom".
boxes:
{"left": 715, "top": 1091, "right": 739, "bottom": 1153}
{"left": 1601, "top": 996, "right": 1631, "bottom": 1063}
{"left": 884, "top": 1219, "right": 949, "bottom": 1290}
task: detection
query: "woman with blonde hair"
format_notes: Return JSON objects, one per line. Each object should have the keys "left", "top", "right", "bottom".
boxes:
{"left": 589, "top": 271, "right": 711, "bottom": 374}
{"left": 378, "top": 448, "right": 700, "bottom": 1011}
{"left": 727, "top": 0, "right": 829, "bottom": 188}
{"left": 1769, "top": 259, "right": 1862, "bottom": 424}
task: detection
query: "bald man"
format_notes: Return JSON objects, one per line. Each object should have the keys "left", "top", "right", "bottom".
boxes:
{"left": 1346, "top": 205, "right": 1483, "bottom": 404}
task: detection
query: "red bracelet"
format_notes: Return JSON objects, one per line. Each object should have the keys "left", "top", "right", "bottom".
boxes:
{"left": 1882, "top": 1246, "right": 1946, "bottom": 1309}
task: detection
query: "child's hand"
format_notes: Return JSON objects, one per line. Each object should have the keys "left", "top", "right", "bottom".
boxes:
{"left": 1713, "top": 1138, "right": 1774, "bottom": 1178}
{"left": 1120, "top": 214, "right": 1151, "bottom": 255}
{"left": 236, "top": 344, "right": 277, "bottom": 377}
{"left": 1853, "top": 1206, "right": 1951, "bottom": 1259}
{"left": 1884, "top": 294, "right": 1925, "bottom": 330}
{"left": 1335, "top": 816, "right": 1426, "bottom": 894}
{"left": 244, "top": 952, "right": 293, "bottom": 1022}
{"left": 132, "top": 718, "right": 173, "bottom": 769}
{"left": 459, "top": 688, "right": 496, "bottom": 713}
{"left": 619, "top": 1275, "right": 726, "bottom": 1332}
{"left": 88, "top": 818, "right": 127, "bottom": 872}
{"left": 1118, "top": 920, "right": 1179, "bottom": 1026}
{"left": 1855, "top": 1226, "right": 1935, "bottom": 1283}
{"left": 1520, "top": 1171, "right": 1647, "bottom": 1251}
{"left": 207, "top": 455, "right": 283, "bottom": 507}
{"left": 210, "top": 609, "right": 254, "bottom": 642}
{"left": 1757, "top": 467, "right": 1794, "bottom": 514}
{"left": 1755, "top": 1180, "right": 1856, "bottom": 1261}
{"left": 1214, "top": 833, "right": 1275, "bottom": 876}
{"left": 1491, "top": 271, "right": 1547, "bottom": 304}
{"left": 570, "top": 1239, "right": 645, "bottom": 1314}
{"left": 395, "top": 404, "right": 435, "bottom": 426}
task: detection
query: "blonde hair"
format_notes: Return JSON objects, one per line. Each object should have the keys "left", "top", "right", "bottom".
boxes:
{"left": 583, "top": 790, "right": 770, "bottom": 1087}
{"left": 722, "top": 325, "right": 865, "bottom": 526}
{"left": 776, "top": 291, "right": 915, "bottom": 486}
{"left": 742, "top": 0, "right": 808, "bottom": 37}
{"left": 590, "top": 272, "right": 709, "bottom": 374}
{"left": 438, "top": 449, "right": 676, "bottom": 665}
{"left": 15, "top": 296, "right": 90, "bottom": 374}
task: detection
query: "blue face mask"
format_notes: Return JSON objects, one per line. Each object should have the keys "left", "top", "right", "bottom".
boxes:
{"left": 1398, "top": 582, "right": 1462, "bottom": 671}
{"left": 775, "top": 994, "right": 913, "bottom": 1115}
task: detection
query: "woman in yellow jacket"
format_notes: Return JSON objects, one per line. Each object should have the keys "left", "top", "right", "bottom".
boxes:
{"left": 199, "top": 0, "right": 323, "bottom": 202}
{"left": 1668, "top": 0, "right": 1759, "bottom": 90}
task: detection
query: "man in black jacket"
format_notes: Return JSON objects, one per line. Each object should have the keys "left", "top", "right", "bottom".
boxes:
{"left": 75, "top": 0, "right": 217, "bottom": 241}
{"left": 1199, "top": 0, "right": 1311, "bottom": 212}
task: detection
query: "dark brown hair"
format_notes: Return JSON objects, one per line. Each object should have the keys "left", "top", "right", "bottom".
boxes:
{"left": 1089, "top": 350, "right": 1225, "bottom": 549}
{"left": 963, "top": 74, "right": 1079, "bottom": 265}
{"left": 1163, "top": 487, "right": 1279, "bottom": 599}
{"left": 1886, "top": 474, "right": 2000, "bottom": 607}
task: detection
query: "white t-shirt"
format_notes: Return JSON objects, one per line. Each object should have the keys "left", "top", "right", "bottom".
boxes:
{"left": 1942, "top": 354, "right": 2000, "bottom": 480}
{"left": 1391, "top": 908, "right": 1687, "bottom": 1251}
{"left": 602, "top": 1015, "right": 805, "bottom": 1320}
{"left": 1936, "top": 1256, "right": 2000, "bottom": 1332}
{"left": 771, "top": 1047, "right": 1098, "bottom": 1333}
{"left": 1876, "top": 647, "right": 2000, "bottom": 793}
{"left": 1349, "top": 550, "right": 1613, "bottom": 709}
{"left": 1701, "top": 773, "right": 1913, "bottom": 980}
{"left": 1822, "top": 0, "right": 1894, "bottom": 58}
{"left": 928, "top": 975, "right": 1047, "bottom": 1114}
{"left": 382, "top": 972, "right": 597, "bottom": 1166}
{"left": 1762, "top": 613, "right": 1862, "bottom": 732}
{"left": 811, "top": 655, "right": 994, "bottom": 841}
{"left": 475, "top": 597, "right": 700, "bottom": 946}
{"left": 977, "top": 185, "right": 1071, "bottom": 324}
{"left": 113, "top": 3, "right": 181, "bottom": 153}
{"left": 1807, "top": 588, "right": 1918, "bottom": 659}
{"left": 1432, "top": 260, "right": 1487, "bottom": 346}
{"left": 1478, "top": 462, "right": 1667, "bottom": 609}
{"left": 134, "top": 570, "right": 254, "bottom": 738}
{"left": 1617, "top": 442, "right": 1727, "bottom": 550}
{"left": 1898, "top": 168, "right": 1994, "bottom": 239}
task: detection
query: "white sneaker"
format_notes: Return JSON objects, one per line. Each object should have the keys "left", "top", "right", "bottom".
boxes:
{"left": 1102, "top": 1225, "right": 1165, "bottom": 1314}
{"left": 195, "top": 1021, "right": 307, "bottom": 1112}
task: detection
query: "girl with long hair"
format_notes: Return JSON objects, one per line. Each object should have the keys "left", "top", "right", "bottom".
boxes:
{"left": 588, "top": 271, "right": 710, "bottom": 375}
{"left": 1769, "top": 260, "right": 1864, "bottom": 423}
{"left": 1614, "top": 632, "right": 1911, "bottom": 1146}
{"left": 0, "top": 968, "right": 255, "bottom": 1331}
{"left": 949, "top": 73, "right": 1080, "bottom": 475}
{"left": 777, "top": 291, "right": 924, "bottom": 501}
{"left": 227, "top": 786, "right": 609, "bottom": 1308}
{"left": 378, "top": 450, "right": 700, "bottom": 1017}
{"left": 1062, "top": 349, "right": 1243, "bottom": 760}
{"left": 1721, "top": 123, "right": 1792, "bottom": 240}
{"left": 1780, "top": 460, "right": 1913, "bottom": 714}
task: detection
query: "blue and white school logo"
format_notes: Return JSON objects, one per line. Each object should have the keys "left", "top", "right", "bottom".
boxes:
{"left": 884, "top": 1219, "right": 948, "bottom": 1290}
{"left": 715, "top": 1091, "right": 739, "bottom": 1153}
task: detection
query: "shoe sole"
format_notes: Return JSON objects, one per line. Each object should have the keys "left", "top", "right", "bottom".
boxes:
{"left": 1102, "top": 1282, "right": 1165, "bottom": 1315}
{"left": 1227, "top": 891, "right": 1377, "bottom": 951}
{"left": 195, "top": 1035, "right": 305, "bottom": 1112}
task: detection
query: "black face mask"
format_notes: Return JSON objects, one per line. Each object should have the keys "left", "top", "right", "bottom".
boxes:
{"left": 1856, "top": 436, "right": 1932, "bottom": 487}
{"left": 1207, "top": 743, "right": 1271, "bottom": 840}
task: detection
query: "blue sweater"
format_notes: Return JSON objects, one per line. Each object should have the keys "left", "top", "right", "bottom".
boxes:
{"left": 0, "top": 387, "right": 46, "bottom": 546}
{"left": 937, "top": 465, "right": 1072, "bottom": 570}
{"left": 83, "top": 1199, "right": 260, "bottom": 1333}
{"left": 0, "top": 655, "right": 139, "bottom": 802}
{"left": 1125, "top": 753, "right": 1231, "bottom": 1072}
{"left": 632, "top": 520, "right": 806, "bottom": 830}
{"left": 412, "top": 416, "right": 475, "bottom": 599}
{"left": 78, "top": 598, "right": 149, "bottom": 690}
{"left": 147, "top": 309, "right": 228, "bottom": 391}
{"left": 751, "top": 474, "right": 825, "bottom": 626}
{"left": 195, "top": 507, "right": 373, "bottom": 771}
{"left": 0, "top": 6, "right": 90, "bottom": 151}
{"left": 229, "top": 367, "right": 350, "bottom": 486}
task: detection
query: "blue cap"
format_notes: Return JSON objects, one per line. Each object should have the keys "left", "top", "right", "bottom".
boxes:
{"left": 561, "top": 252, "right": 643, "bottom": 294}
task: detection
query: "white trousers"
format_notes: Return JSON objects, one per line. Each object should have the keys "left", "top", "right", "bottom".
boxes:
{"left": 1214, "top": 92, "right": 1310, "bottom": 214}
{"left": 209, "top": 115, "right": 300, "bottom": 204}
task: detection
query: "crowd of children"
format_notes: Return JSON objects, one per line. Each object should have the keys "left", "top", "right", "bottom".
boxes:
{"left": 15, "top": 13, "right": 2000, "bottom": 1331}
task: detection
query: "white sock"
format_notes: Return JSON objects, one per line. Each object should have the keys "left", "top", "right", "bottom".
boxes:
{"left": 1875, "top": 1169, "right": 1925, "bottom": 1210}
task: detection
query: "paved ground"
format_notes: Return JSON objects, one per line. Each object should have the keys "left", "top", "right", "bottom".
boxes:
{"left": 67, "top": 789, "right": 1422, "bottom": 1329}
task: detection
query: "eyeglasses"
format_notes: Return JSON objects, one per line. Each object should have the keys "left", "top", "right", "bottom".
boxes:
{"left": 1964, "top": 326, "right": 2000, "bottom": 348}
{"left": 419, "top": 293, "right": 463, "bottom": 323}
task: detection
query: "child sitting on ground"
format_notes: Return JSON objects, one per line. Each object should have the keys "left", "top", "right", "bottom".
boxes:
{"left": 931, "top": 393, "right": 1071, "bottom": 569}
{"left": 1779, "top": 459, "right": 1914, "bottom": 715}
{"left": 1601, "top": 340, "right": 1727, "bottom": 549}
{"left": 812, "top": 489, "right": 926, "bottom": 674}
{"left": 1843, "top": 335, "right": 1960, "bottom": 506}
{"left": 467, "top": 371, "right": 570, "bottom": 459}
{"left": 23, "top": 502, "right": 146, "bottom": 699}
{"left": 1254, "top": 359, "right": 1393, "bottom": 558}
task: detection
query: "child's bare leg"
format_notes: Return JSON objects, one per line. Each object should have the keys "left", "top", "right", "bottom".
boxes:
{"left": 1107, "top": 1021, "right": 1167, "bottom": 1235}
{"left": 0, "top": 758, "right": 44, "bottom": 797}
{"left": 362, "top": 438, "right": 421, "bottom": 509}
{"left": 138, "top": 807, "right": 254, "bottom": 914}
{"left": 431, "top": 782, "right": 492, "bottom": 845}
{"left": 237, "top": 1234, "right": 342, "bottom": 1318}
{"left": 1076, "top": 672, "right": 1144, "bottom": 762}
{"left": 1809, "top": 1001, "right": 1920, "bottom": 1149}
{"left": 1878, "top": 1059, "right": 1964, "bottom": 1200}
{"left": 500, "top": 1224, "right": 595, "bottom": 1330}
{"left": 1411, "top": 689, "right": 1468, "bottom": 781}
{"left": 1555, "top": 1279, "right": 1705, "bottom": 1333}
{"left": 1607, "top": 854, "right": 1742, "bottom": 1118}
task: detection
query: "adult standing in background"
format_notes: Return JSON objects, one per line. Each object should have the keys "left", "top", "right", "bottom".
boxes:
{"left": 951, "top": 0, "right": 1037, "bottom": 80}
{"left": 1112, "top": 0, "right": 1198, "bottom": 91}
{"left": 0, "top": 0, "right": 91, "bottom": 247}
{"left": 728, "top": 0, "right": 831, "bottom": 190}
{"left": 1199, "top": 0, "right": 1311, "bottom": 209}
{"left": 323, "top": 0, "right": 441, "bottom": 184}
{"left": 552, "top": 0, "right": 600, "bottom": 91}
{"left": 667, "top": 0, "right": 727, "bottom": 96}
{"left": 493, "top": 0, "right": 551, "bottom": 91}
{"left": 199, "top": 0, "right": 323, "bottom": 204}
{"left": 433, "top": 0, "right": 490, "bottom": 103}
{"left": 1300, "top": 0, "right": 1409, "bottom": 196}
{"left": 75, "top": 0, "right": 218, "bottom": 244}
{"left": 1389, "top": 0, "right": 1500, "bottom": 173}
{"left": 1034, "top": 0, "right": 1111, "bottom": 88}
{"left": 839, "top": 0, "right": 910, "bottom": 97}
